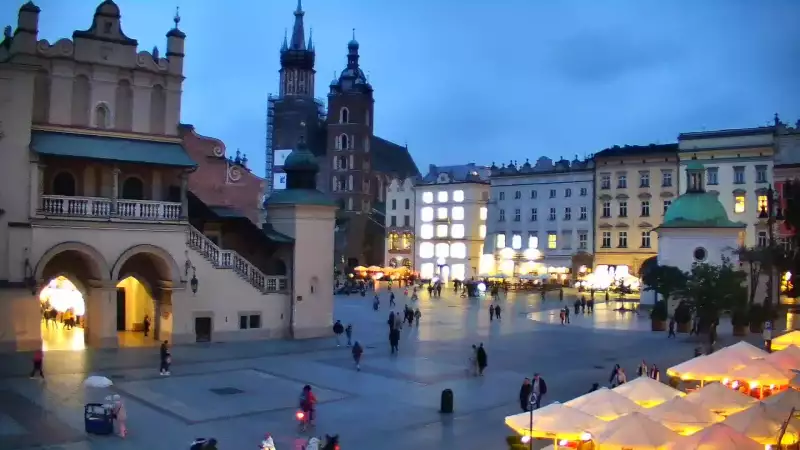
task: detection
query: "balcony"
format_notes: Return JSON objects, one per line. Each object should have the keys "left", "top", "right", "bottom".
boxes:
{"left": 40, "top": 195, "right": 183, "bottom": 221}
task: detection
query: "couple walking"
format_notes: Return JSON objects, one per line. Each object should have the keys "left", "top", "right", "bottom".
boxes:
{"left": 468, "top": 343, "right": 488, "bottom": 376}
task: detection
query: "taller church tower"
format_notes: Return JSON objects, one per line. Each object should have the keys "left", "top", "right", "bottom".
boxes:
{"left": 265, "top": 0, "right": 325, "bottom": 198}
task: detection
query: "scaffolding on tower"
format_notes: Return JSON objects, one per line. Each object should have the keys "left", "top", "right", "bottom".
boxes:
{"left": 265, "top": 94, "right": 276, "bottom": 197}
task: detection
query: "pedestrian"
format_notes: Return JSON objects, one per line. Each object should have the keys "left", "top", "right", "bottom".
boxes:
{"left": 489, "top": 304, "right": 494, "bottom": 321}
{"left": 649, "top": 364, "right": 660, "bottom": 381}
{"left": 332, "top": 320, "right": 344, "bottom": 346}
{"left": 388, "top": 310, "right": 395, "bottom": 330}
{"left": 345, "top": 324, "right": 353, "bottom": 347}
{"left": 111, "top": 394, "right": 127, "bottom": 438}
{"left": 574, "top": 299, "right": 580, "bottom": 315}
{"left": 519, "top": 378, "right": 533, "bottom": 412}
{"left": 609, "top": 364, "right": 620, "bottom": 387}
{"left": 29, "top": 348, "right": 44, "bottom": 379}
{"left": 389, "top": 291, "right": 396, "bottom": 307}
{"left": 476, "top": 343, "right": 488, "bottom": 376}
{"left": 494, "top": 304, "right": 501, "bottom": 320}
{"left": 559, "top": 289, "right": 564, "bottom": 302}
{"left": 414, "top": 308, "right": 421, "bottom": 326}
{"left": 615, "top": 368, "right": 627, "bottom": 385}
{"left": 159, "top": 340, "right": 171, "bottom": 376}
{"left": 389, "top": 328, "right": 400, "bottom": 354}
{"left": 531, "top": 373, "right": 547, "bottom": 409}
{"left": 468, "top": 344, "right": 478, "bottom": 376}
{"left": 668, "top": 318, "right": 676, "bottom": 338}
{"left": 637, "top": 360, "right": 648, "bottom": 377}
{"left": 143, "top": 315, "right": 151, "bottom": 337}
{"left": 564, "top": 306, "right": 570, "bottom": 324}
{"left": 559, "top": 309, "right": 565, "bottom": 325}
{"left": 352, "top": 341, "right": 363, "bottom": 370}
{"left": 373, "top": 295, "right": 380, "bottom": 311}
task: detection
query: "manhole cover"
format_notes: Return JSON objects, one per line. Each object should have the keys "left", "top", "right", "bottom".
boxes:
{"left": 209, "top": 387, "right": 244, "bottom": 396}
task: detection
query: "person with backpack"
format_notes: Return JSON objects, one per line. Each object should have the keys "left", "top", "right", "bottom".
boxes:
{"left": 332, "top": 320, "right": 344, "bottom": 346}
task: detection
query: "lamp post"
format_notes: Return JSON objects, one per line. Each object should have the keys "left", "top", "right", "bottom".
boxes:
{"left": 758, "top": 185, "right": 785, "bottom": 308}
{"left": 436, "top": 257, "right": 446, "bottom": 281}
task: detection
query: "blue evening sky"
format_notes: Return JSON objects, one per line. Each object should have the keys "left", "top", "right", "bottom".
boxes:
{"left": 3, "top": 0, "right": 799, "bottom": 177}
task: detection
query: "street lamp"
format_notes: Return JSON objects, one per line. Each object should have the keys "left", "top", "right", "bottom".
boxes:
{"left": 758, "top": 185, "right": 785, "bottom": 308}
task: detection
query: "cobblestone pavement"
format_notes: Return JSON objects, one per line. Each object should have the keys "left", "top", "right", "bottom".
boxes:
{"left": 0, "top": 289, "right": 755, "bottom": 450}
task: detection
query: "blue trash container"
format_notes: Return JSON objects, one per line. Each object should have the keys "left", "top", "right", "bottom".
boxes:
{"left": 84, "top": 403, "right": 114, "bottom": 435}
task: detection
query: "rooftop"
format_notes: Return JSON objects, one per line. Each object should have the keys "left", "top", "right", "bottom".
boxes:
{"left": 594, "top": 143, "right": 679, "bottom": 159}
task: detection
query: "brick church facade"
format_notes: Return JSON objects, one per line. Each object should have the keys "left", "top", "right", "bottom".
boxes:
{"left": 265, "top": 1, "right": 419, "bottom": 268}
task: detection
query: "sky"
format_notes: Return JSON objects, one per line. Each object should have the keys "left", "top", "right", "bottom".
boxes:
{"left": 3, "top": 0, "right": 800, "bottom": 178}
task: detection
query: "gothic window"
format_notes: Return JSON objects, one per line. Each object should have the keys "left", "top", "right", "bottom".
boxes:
{"left": 339, "top": 134, "right": 349, "bottom": 150}
{"left": 121, "top": 177, "right": 145, "bottom": 200}
{"left": 149, "top": 84, "right": 166, "bottom": 135}
{"left": 94, "top": 103, "right": 110, "bottom": 129}
{"left": 340, "top": 107, "right": 349, "bottom": 124}
{"left": 32, "top": 71, "right": 51, "bottom": 123}
{"left": 52, "top": 172, "right": 76, "bottom": 196}
{"left": 115, "top": 80, "right": 133, "bottom": 131}
{"left": 71, "top": 75, "right": 90, "bottom": 126}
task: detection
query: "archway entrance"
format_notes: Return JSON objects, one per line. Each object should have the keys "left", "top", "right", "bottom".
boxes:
{"left": 39, "top": 276, "right": 87, "bottom": 351}
{"left": 114, "top": 249, "right": 175, "bottom": 346}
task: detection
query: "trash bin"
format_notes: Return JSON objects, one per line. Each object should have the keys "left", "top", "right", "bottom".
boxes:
{"left": 440, "top": 388, "right": 454, "bottom": 413}
{"left": 84, "top": 403, "right": 114, "bottom": 435}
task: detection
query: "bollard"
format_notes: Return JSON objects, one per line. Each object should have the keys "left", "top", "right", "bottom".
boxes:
{"left": 440, "top": 388, "right": 454, "bottom": 413}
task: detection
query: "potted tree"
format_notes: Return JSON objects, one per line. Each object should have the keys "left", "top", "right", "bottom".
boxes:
{"left": 650, "top": 300, "right": 669, "bottom": 331}
{"left": 674, "top": 301, "right": 692, "bottom": 333}
{"left": 642, "top": 264, "right": 686, "bottom": 313}
{"left": 731, "top": 307, "right": 749, "bottom": 336}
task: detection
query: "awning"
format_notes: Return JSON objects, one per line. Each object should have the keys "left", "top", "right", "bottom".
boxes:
{"left": 31, "top": 130, "right": 197, "bottom": 168}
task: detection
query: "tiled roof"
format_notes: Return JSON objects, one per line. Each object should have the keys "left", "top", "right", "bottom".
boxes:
{"left": 31, "top": 130, "right": 197, "bottom": 167}
{"left": 371, "top": 136, "right": 420, "bottom": 178}
{"left": 595, "top": 143, "right": 678, "bottom": 158}
{"left": 420, "top": 163, "right": 491, "bottom": 184}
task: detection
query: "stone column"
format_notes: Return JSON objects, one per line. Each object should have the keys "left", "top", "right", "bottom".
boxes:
{"left": 111, "top": 167, "right": 120, "bottom": 213}
{"left": 180, "top": 171, "right": 188, "bottom": 218}
{"left": 84, "top": 281, "right": 119, "bottom": 349}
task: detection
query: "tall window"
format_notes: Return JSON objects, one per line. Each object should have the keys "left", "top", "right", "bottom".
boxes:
{"left": 451, "top": 224, "right": 465, "bottom": 239}
{"left": 619, "top": 201, "right": 628, "bottom": 217}
{"left": 451, "top": 206, "right": 465, "bottom": 221}
{"left": 641, "top": 200, "right": 650, "bottom": 217}
{"left": 422, "top": 192, "right": 434, "bottom": 204}
{"left": 453, "top": 190, "right": 465, "bottom": 202}
{"left": 499, "top": 209, "right": 506, "bottom": 221}
{"left": 480, "top": 207, "right": 488, "bottom": 220}
{"left": 149, "top": 84, "right": 166, "bottom": 134}
{"left": 437, "top": 191, "right": 448, "bottom": 203}
{"left": 602, "top": 231, "right": 611, "bottom": 248}
{"left": 528, "top": 234, "right": 538, "bottom": 249}
{"left": 757, "top": 231, "right": 768, "bottom": 247}
{"left": 547, "top": 233, "right": 557, "bottom": 249}
{"left": 437, "top": 207, "right": 447, "bottom": 220}
{"left": 479, "top": 225, "right": 486, "bottom": 238}
{"left": 758, "top": 195, "right": 767, "bottom": 214}
{"left": 549, "top": 208, "right": 556, "bottom": 221}
{"left": 420, "top": 224, "right": 433, "bottom": 239}
{"left": 639, "top": 171, "right": 650, "bottom": 188}
{"left": 618, "top": 231, "right": 628, "bottom": 248}
{"left": 549, "top": 189, "right": 556, "bottom": 198}
{"left": 580, "top": 187, "right": 587, "bottom": 196}
{"left": 530, "top": 190, "right": 538, "bottom": 199}
{"left": 121, "top": 177, "right": 145, "bottom": 200}
{"left": 565, "top": 188, "right": 572, "bottom": 198}
{"left": 578, "top": 232, "right": 588, "bottom": 250}
{"left": 115, "top": 79, "right": 133, "bottom": 130}
{"left": 340, "top": 107, "right": 349, "bottom": 124}
{"left": 756, "top": 165, "right": 768, "bottom": 183}
{"left": 339, "top": 134, "right": 349, "bottom": 150}
{"left": 496, "top": 234, "right": 506, "bottom": 249}
{"left": 733, "top": 166, "right": 745, "bottom": 184}
{"left": 579, "top": 206, "right": 587, "bottom": 220}
{"left": 514, "top": 208, "right": 521, "bottom": 222}
{"left": 641, "top": 231, "right": 651, "bottom": 248}
{"left": 663, "top": 200, "right": 672, "bottom": 215}
{"left": 662, "top": 170, "right": 673, "bottom": 187}
{"left": 390, "top": 216, "right": 397, "bottom": 227}
{"left": 617, "top": 173, "right": 627, "bottom": 189}
{"left": 499, "top": 192, "right": 505, "bottom": 201}
{"left": 530, "top": 208, "right": 538, "bottom": 221}
{"left": 564, "top": 207, "right": 571, "bottom": 220}
{"left": 602, "top": 202, "right": 611, "bottom": 218}
{"left": 512, "top": 234, "right": 523, "bottom": 249}
{"left": 734, "top": 196, "right": 746, "bottom": 214}
{"left": 94, "top": 104, "right": 110, "bottom": 129}
{"left": 600, "top": 174, "right": 611, "bottom": 189}
{"left": 706, "top": 167, "right": 718, "bottom": 185}
{"left": 514, "top": 190, "right": 521, "bottom": 199}
{"left": 436, "top": 224, "right": 448, "bottom": 237}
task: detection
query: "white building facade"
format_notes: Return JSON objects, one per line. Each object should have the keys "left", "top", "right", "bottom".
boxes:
{"left": 481, "top": 158, "right": 594, "bottom": 281}
{"left": 384, "top": 177, "right": 415, "bottom": 269}
{"left": 678, "top": 127, "right": 775, "bottom": 248}
{"left": 414, "top": 164, "right": 490, "bottom": 282}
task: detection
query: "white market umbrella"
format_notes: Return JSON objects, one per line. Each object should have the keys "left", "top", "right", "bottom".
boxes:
{"left": 644, "top": 396, "right": 724, "bottom": 435}
{"left": 765, "top": 344, "right": 800, "bottom": 372}
{"left": 723, "top": 402, "right": 800, "bottom": 446}
{"left": 728, "top": 359, "right": 792, "bottom": 387}
{"left": 665, "top": 423, "right": 763, "bottom": 450}
{"left": 684, "top": 382, "right": 757, "bottom": 416}
{"left": 83, "top": 375, "right": 113, "bottom": 389}
{"left": 762, "top": 387, "right": 800, "bottom": 414}
{"left": 505, "top": 402, "right": 604, "bottom": 441}
{"left": 590, "top": 411, "right": 684, "bottom": 449}
{"left": 715, "top": 341, "right": 769, "bottom": 361}
{"left": 613, "top": 375, "right": 685, "bottom": 408}
{"left": 565, "top": 387, "right": 642, "bottom": 421}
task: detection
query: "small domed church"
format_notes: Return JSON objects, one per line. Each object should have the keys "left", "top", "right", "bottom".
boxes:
{"left": 266, "top": 0, "right": 420, "bottom": 269}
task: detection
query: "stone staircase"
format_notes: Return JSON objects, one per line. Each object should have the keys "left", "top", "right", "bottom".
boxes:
{"left": 186, "top": 225, "right": 289, "bottom": 294}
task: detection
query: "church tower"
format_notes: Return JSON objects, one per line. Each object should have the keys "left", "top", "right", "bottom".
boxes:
{"left": 266, "top": 0, "right": 325, "bottom": 199}
{"left": 325, "top": 32, "right": 376, "bottom": 266}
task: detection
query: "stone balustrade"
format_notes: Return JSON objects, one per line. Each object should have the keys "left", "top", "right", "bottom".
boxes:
{"left": 186, "top": 226, "right": 289, "bottom": 293}
{"left": 40, "top": 195, "right": 183, "bottom": 221}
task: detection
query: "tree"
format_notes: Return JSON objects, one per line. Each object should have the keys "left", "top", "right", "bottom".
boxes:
{"left": 642, "top": 264, "right": 686, "bottom": 305}
{"left": 782, "top": 179, "right": 800, "bottom": 298}
{"left": 677, "top": 258, "right": 747, "bottom": 331}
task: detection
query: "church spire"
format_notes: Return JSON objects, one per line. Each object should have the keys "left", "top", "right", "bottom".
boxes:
{"left": 290, "top": 0, "right": 306, "bottom": 51}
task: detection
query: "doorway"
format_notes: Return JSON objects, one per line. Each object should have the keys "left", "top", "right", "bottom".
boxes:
{"left": 116, "top": 288, "right": 126, "bottom": 331}
{"left": 195, "top": 317, "right": 212, "bottom": 342}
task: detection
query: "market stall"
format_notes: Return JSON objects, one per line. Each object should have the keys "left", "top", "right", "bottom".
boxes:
{"left": 764, "top": 344, "right": 800, "bottom": 372}
{"left": 664, "top": 423, "right": 762, "bottom": 450}
{"left": 727, "top": 359, "right": 793, "bottom": 399}
{"left": 589, "top": 411, "right": 684, "bottom": 449}
{"left": 564, "top": 387, "right": 642, "bottom": 421}
{"left": 761, "top": 387, "right": 800, "bottom": 414}
{"left": 504, "top": 402, "right": 603, "bottom": 447}
{"left": 667, "top": 342, "right": 767, "bottom": 384}
{"left": 772, "top": 330, "right": 800, "bottom": 352}
{"left": 713, "top": 340, "right": 769, "bottom": 360}
{"left": 722, "top": 402, "right": 800, "bottom": 446}
{"left": 683, "top": 382, "right": 757, "bottom": 416}
{"left": 613, "top": 375, "right": 685, "bottom": 408}
{"left": 644, "top": 396, "right": 724, "bottom": 435}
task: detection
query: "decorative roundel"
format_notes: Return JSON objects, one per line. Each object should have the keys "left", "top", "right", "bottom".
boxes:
{"left": 693, "top": 247, "right": 707, "bottom": 262}
{"left": 212, "top": 146, "right": 224, "bottom": 157}
{"left": 228, "top": 165, "right": 242, "bottom": 182}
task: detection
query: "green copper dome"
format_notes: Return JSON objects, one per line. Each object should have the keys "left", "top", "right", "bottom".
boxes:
{"left": 661, "top": 192, "right": 744, "bottom": 228}
{"left": 283, "top": 147, "right": 319, "bottom": 172}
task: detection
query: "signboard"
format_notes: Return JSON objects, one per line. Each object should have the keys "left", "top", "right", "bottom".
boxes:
{"left": 273, "top": 172, "right": 287, "bottom": 190}
{"left": 765, "top": 321, "right": 772, "bottom": 331}
{"left": 273, "top": 149, "right": 293, "bottom": 168}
